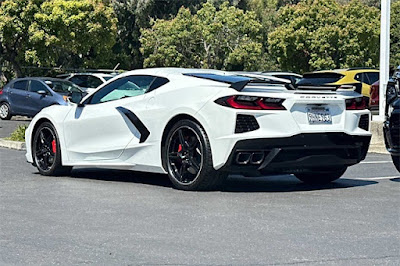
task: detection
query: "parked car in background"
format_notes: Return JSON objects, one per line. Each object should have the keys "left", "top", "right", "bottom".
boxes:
{"left": 297, "top": 68, "right": 379, "bottom": 97}
{"left": 384, "top": 72, "right": 400, "bottom": 172}
{"left": 59, "top": 73, "right": 116, "bottom": 93}
{"left": 261, "top": 71, "right": 302, "bottom": 85}
{"left": 369, "top": 80, "right": 381, "bottom": 114}
{"left": 0, "top": 77, "right": 83, "bottom": 120}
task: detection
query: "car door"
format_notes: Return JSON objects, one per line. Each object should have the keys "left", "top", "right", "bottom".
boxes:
{"left": 26, "top": 80, "right": 54, "bottom": 116}
{"left": 63, "top": 75, "right": 157, "bottom": 162}
{"left": 8, "top": 80, "right": 29, "bottom": 115}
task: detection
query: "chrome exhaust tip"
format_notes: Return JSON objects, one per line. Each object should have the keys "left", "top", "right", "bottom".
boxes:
{"left": 236, "top": 152, "right": 251, "bottom": 165}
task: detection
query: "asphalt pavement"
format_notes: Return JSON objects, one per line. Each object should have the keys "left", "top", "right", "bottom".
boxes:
{"left": 0, "top": 147, "right": 399, "bottom": 265}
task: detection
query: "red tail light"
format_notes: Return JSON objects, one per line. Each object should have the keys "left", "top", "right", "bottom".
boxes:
{"left": 345, "top": 97, "right": 369, "bottom": 110}
{"left": 0, "top": 88, "right": 3, "bottom": 95}
{"left": 215, "top": 95, "right": 286, "bottom": 110}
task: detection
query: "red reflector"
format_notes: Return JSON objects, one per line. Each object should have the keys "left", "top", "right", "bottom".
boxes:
{"left": 51, "top": 140, "right": 56, "bottom": 153}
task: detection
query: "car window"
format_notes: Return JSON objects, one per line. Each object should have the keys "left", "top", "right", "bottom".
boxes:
{"left": 44, "top": 80, "right": 82, "bottom": 93}
{"left": 29, "top": 80, "right": 49, "bottom": 93}
{"left": 12, "top": 80, "right": 28, "bottom": 90}
{"left": 69, "top": 75, "right": 88, "bottom": 87}
{"left": 297, "top": 73, "right": 343, "bottom": 85}
{"left": 86, "top": 76, "right": 103, "bottom": 88}
{"left": 89, "top": 75, "right": 156, "bottom": 104}
{"left": 103, "top": 76, "right": 113, "bottom": 81}
{"left": 366, "top": 72, "right": 379, "bottom": 85}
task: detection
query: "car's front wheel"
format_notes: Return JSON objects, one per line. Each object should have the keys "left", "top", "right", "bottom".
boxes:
{"left": 295, "top": 166, "right": 347, "bottom": 184}
{"left": 163, "top": 119, "right": 227, "bottom": 191}
{"left": 32, "top": 122, "right": 72, "bottom": 176}
{"left": 0, "top": 102, "right": 12, "bottom": 120}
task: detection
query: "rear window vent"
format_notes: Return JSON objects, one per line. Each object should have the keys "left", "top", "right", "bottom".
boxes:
{"left": 235, "top": 114, "right": 260, "bottom": 133}
{"left": 358, "top": 114, "right": 369, "bottom": 131}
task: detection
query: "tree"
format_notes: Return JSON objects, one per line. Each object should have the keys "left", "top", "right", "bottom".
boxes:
{"left": 112, "top": 0, "right": 206, "bottom": 70}
{"left": 0, "top": 0, "right": 117, "bottom": 78}
{"left": 140, "top": 2, "right": 262, "bottom": 70}
{"left": 268, "top": 0, "right": 380, "bottom": 73}
{"left": 391, "top": 1, "right": 400, "bottom": 67}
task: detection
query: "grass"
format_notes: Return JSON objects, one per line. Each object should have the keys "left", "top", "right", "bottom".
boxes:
{"left": 6, "top": 124, "right": 28, "bottom": 142}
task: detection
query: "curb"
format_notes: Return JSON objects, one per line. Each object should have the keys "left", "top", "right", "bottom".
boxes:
{"left": 0, "top": 138, "right": 26, "bottom": 151}
{"left": 369, "top": 121, "right": 389, "bottom": 154}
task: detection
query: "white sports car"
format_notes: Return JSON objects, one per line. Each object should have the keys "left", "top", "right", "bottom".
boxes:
{"left": 25, "top": 68, "right": 371, "bottom": 190}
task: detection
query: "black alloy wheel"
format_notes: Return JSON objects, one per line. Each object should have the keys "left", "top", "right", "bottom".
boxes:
{"left": 167, "top": 125, "right": 203, "bottom": 185}
{"left": 164, "top": 119, "right": 227, "bottom": 191}
{"left": 0, "top": 102, "right": 11, "bottom": 120}
{"left": 32, "top": 122, "right": 72, "bottom": 176}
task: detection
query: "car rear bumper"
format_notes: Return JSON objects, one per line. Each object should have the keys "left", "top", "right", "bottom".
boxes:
{"left": 222, "top": 133, "right": 371, "bottom": 175}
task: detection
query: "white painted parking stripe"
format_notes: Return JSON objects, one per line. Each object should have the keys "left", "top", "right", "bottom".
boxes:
{"left": 360, "top": 161, "right": 392, "bottom": 164}
{"left": 350, "top": 176, "right": 400, "bottom": 181}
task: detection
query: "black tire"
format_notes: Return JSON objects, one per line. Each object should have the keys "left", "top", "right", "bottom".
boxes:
{"left": 0, "top": 102, "right": 12, "bottom": 120}
{"left": 162, "top": 119, "right": 227, "bottom": 191}
{"left": 32, "top": 122, "right": 72, "bottom": 176}
{"left": 392, "top": 155, "right": 400, "bottom": 172}
{"left": 295, "top": 166, "right": 347, "bottom": 184}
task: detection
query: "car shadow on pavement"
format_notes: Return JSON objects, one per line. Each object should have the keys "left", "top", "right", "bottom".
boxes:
{"left": 59, "top": 168, "right": 378, "bottom": 192}
{"left": 222, "top": 175, "right": 378, "bottom": 193}
{"left": 68, "top": 168, "right": 173, "bottom": 188}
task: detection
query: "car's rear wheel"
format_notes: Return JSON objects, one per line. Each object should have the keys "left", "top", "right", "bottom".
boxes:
{"left": 0, "top": 102, "right": 12, "bottom": 120}
{"left": 163, "top": 119, "right": 227, "bottom": 191}
{"left": 392, "top": 155, "right": 400, "bottom": 172}
{"left": 295, "top": 166, "right": 347, "bottom": 184}
{"left": 32, "top": 122, "right": 72, "bottom": 176}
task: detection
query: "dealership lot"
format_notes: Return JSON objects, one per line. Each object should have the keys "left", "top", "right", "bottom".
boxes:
{"left": 0, "top": 145, "right": 399, "bottom": 265}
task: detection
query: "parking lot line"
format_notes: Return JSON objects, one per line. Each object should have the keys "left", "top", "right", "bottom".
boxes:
{"left": 360, "top": 161, "right": 392, "bottom": 164}
{"left": 350, "top": 176, "right": 399, "bottom": 181}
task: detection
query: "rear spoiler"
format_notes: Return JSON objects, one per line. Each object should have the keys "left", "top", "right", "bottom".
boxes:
{"left": 231, "top": 73, "right": 294, "bottom": 91}
{"left": 295, "top": 83, "right": 362, "bottom": 94}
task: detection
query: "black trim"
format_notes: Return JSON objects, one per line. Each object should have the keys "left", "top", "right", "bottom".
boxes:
{"left": 221, "top": 133, "right": 371, "bottom": 176}
{"left": 230, "top": 80, "right": 250, "bottom": 91}
{"left": 116, "top": 107, "right": 150, "bottom": 143}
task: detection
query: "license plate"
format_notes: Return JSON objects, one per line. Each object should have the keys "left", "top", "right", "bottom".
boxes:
{"left": 307, "top": 107, "right": 332, "bottom": 124}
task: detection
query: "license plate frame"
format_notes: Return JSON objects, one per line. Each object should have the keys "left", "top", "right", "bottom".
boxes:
{"left": 307, "top": 106, "right": 332, "bottom": 125}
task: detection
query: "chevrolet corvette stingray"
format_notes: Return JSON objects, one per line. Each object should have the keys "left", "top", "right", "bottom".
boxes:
{"left": 25, "top": 68, "right": 371, "bottom": 190}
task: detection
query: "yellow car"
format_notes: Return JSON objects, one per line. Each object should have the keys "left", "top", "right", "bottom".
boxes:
{"left": 297, "top": 68, "right": 379, "bottom": 97}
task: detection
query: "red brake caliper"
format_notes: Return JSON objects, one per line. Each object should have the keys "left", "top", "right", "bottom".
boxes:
{"left": 51, "top": 140, "right": 56, "bottom": 153}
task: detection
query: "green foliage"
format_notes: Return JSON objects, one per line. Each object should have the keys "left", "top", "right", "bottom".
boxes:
{"left": 268, "top": 0, "right": 380, "bottom": 73}
{"left": 112, "top": 0, "right": 207, "bottom": 69}
{"left": 391, "top": 1, "right": 400, "bottom": 67}
{"left": 0, "top": 0, "right": 117, "bottom": 77}
{"left": 140, "top": 1, "right": 263, "bottom": 71}
{"left": 6, "top": 124, "right": 28, "bottom": 142}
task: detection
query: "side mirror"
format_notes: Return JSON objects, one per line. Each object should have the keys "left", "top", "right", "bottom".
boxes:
{"left": 386, "top": 80, "right": 399, "bottom": 104}
{"left": 68, "top": 91, "right": 84, "bottom": 106}
{"left": 37, "top": 90, "right": 48, "bottom": 96}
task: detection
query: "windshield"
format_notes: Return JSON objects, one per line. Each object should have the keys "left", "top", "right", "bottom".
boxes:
{"left": 44, "top": 80, "right": 82, "bottom": 93}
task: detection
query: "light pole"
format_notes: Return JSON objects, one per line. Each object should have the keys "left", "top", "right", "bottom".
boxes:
{"left": 378, "top": 0, "right": 391, "bottom": 121}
